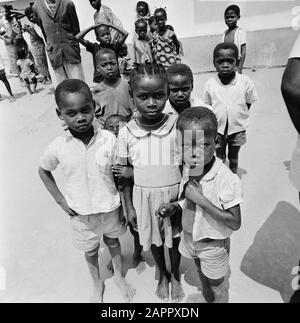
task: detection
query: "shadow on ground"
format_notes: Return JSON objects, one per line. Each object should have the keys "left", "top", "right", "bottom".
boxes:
{"left": 240, "top": 201, "right": 300, "bottom": 303}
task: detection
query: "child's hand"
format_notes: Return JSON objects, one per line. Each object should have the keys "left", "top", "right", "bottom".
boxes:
{"left": 119, "top": 206, "right": 128, "bottom": 226}
{"left": 112, "top": 165, "right": 133, "bottom": 179}
{"left": 127, "top": 207, "right": 138, "bottom": 230}
{"left": 155, "top": 203, "right": 178, "bottom": 221}
{"left": 185, "top": 180, "right": 204, "bottom": 205}
{"left": 57, "top": 198, "right": 79, "bottom": 217}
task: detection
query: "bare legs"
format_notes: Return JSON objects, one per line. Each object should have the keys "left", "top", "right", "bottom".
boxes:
{"left": 216, "top": 140, "right": 241, "bottom": 174}
{"left": 103, "top": 236, "right": 136, "bottom": 302}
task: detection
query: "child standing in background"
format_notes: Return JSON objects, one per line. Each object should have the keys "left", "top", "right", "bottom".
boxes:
{"left": 76, "top": 23, "right": 128, "bottom": 83}
{"left": 92, "top": 48, "right": 135, "bottom": 126}
{"left": 16, "top": 46, "right": 37, "bottom": 95}
{"left": 150, "top": 8, "right": 181, "bottom": 70}
{"left": 157, "top": 107, "right": 242, "bottom": 303}
{"left": 136, "top": 1, "right": 151, "bottom": 21}
{"left": 222, "top": 5, "right": 246, "bottom": 74}
{"left": 118, "top": 62, "right": 185, "bottom": 302}
{"left": 0, "top": 60, "right": 16, "bottom": 102}
{"left": 163, "top": 63, "right": 208, "bottom": 115}
{"left": 148, "top": 16, "right": 158, "bottom": 38}
{"left": 133, "top": 19, "right": 152, "bottom": 64}
{"left": 202, "top": 43, "right": 258, "bottom": 174}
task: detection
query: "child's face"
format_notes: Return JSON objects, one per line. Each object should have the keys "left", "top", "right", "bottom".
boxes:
{"left": 178, "top": 121, "right": 216, "bottom": 170}
{"left": 97, "top": 52, "right": 119, "bottom": 80}
{"left": 137, "top": 4, "right": 148, "bottom": 17}
{"left": 57, "top": 92, "right": 95, "bottom": 134}
{"left": 169, "top": 74, "right": 193, "bottom": 108}
{"left": 136, "top": 22, "right": 148, "bottom": 40}
{"left": 154, "top": 11, "right": 167, "bottom": 29}
{"left": 214, "top": 49, "right": 237, "bottom": 77}
{"left": 105, "top": 117, "right": 126, "bottom": 137}
{"left": 26, "top": 12, "right": 38, "bottom": 24}
{"left": 131, "top": 75, "right": 168, "bottom": 120}
{"left": 149, "top": 20, "right": 158, "bottom": 33}
{"left": 96, "top": 25, "right": 111, "bottom": 44}
{"left": 89, "top": 0, "right": 101, "bottom": 11}
{"left": 225, "top": 10, "right": 239, "bottom": 28}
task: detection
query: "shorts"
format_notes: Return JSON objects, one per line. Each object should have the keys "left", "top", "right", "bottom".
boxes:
{"left": 0, "top": 69, "right": 6, "bottom": 81}
{"left": 179, "top": 231, "right": 230, "bottom": 280}
{"left": 70, "top": 207, "right": 126, "bottom": 252}
{"left": 218, "top": 130, "right": 247, "bottom": 148}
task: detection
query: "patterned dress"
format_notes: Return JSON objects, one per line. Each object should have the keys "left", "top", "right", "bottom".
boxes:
{"left": 150, "top": 29, "right": 181, "bottom": 70}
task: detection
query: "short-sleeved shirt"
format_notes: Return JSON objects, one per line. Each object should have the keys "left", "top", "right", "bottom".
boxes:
{"left": 85, "top": 41, "right": 123, "bottom": 83}
{"left": 132, "top": 36, "right": 152, "bottom": 64}
{"left": 222, "top": 27, "right": 246, "bottom": 60}
{"left": 288, "top": 33, "right": 300, "bottom": 190}
{"left": 117, "top": 114, "right": 182, "bottom": 188}
{"left": 163, "top": 96, "right": 211, "bottom": 115}
{"left": 92, "top": 78, "right": 135, "bottom": 126}
{"left": 39, "top": 123, "right": 120, "bottom": 215}
{"left": 178, "top": 157, "right": 242, "bottom": 241}
{"left": 202, "top": 73, "right": 258, "bottom": 135}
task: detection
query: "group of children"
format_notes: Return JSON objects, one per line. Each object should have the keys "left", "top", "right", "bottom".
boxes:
{"left": 38, "top": 3, "right": 258, "bottom": 303}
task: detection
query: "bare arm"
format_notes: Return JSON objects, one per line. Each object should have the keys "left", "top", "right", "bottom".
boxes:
{"left": 238, "top": 44, "right": 246, "bottom": 74}
{"left": 75, "top": 25, "right": 95, "bottom": 48}
{"left": 105, "top": 23, "right": 129, "bottom": 45}
{"left": 281, "top": 58, "right": 300, "bottom": 134}
{"left": 38, "top": 167, "right": 78, "bottom": 216}
{"left": 171, "top": 33, "right": 181, "bottom": 55}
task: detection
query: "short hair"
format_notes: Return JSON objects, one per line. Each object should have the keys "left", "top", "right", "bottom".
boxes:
{"left": 135, "top": 18, "right": 148, "bottom": 29}
{"left": 24, "top": 6, "right": 33, "bottom": 16}
{"left": 225, "top": 4, "right": 240, "bottom": 16}
{"left": 55, "top": 79, "right": 93, "bottom": 110}
{"left": 177, "top": 107, "right": 218, "bottom": 137}
{"left": 213, "top": 42, "right": 239, "bottom": 60}
{"left": 154, "top": 8, "right": 167, "bottom": 19}
{"left": 167, "top": 63, "right": 194, "bottom": 85}
{"left": 129, "top": 61, "right": 167, "bottom": 88}
{"left": 137, "top": 1, "right": 150, "bottom": 15}
{"left": 96, "top": 48, "right": 117, "bottom": 60}
{"left": 104, "top": 114, "right": 127, "bottom": 127}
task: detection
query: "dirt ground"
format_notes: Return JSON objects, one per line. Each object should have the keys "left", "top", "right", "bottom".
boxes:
{"left": 0, "top": 66, "right": 299, "bottom": 303}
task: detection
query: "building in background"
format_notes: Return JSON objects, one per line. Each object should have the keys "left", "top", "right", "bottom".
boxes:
{"left": 0, "top": 0, "right": 299, "bottom": 74}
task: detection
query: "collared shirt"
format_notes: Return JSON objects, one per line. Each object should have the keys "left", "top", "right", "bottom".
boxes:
{"left": 202, "top": 73, "right": 258, "bottom": 135}
{"left": 222, "top": 27, "right": 246, "bottom": 59}
{"left": 163, "top": 96, "right": 211, "bottom": 115}
{"left": 178, "top": 158, "right": 242, "bottom": 241}
{"left": 40, "top": 123, "right": 120, "bottom": 215}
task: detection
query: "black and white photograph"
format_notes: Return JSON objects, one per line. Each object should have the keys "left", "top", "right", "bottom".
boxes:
{"left": 0, "top": 0, "right": 300, "bottom": 306}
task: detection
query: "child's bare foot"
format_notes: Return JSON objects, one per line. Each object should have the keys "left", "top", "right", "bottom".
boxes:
{"left": 133, "top": 253, "right": 146, "bottom": 274}
{"left": 9, "top": 96, "right": 16, "bottom": 103}
{"left": 114, "top": 276, "right": 136, "bottom": 302}
{"left": 90, "top": 280, "right": 105, "bottom": 303}
{"left": 202, "top": 285, "right": 215, "bottom": 303}
{"left": 155, "top": 275, "right": 169, "bottom": 301}
{"left": 171, "top": 275, "right": 185, "bottom": 302}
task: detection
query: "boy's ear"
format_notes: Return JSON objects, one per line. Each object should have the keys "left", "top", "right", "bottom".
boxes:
{"left": 56, "top": 108, "right": 64, "bottom": 120}
{"left": 215, "top": 134, "right": 221, "bottom": 149}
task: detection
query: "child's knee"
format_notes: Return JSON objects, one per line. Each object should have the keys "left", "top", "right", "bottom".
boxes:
{"left": 85, "top": 244, "right": 100, "bottom": 257}
{"left": 208, "top": 277, "right": 224, "bottom": 287}
{"left": 103, "top": 236, "right": 120, "bottom": 249}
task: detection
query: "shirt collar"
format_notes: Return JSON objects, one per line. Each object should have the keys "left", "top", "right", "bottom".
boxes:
{"left": 215, "top": 72, "right": 238, "bottom": 86}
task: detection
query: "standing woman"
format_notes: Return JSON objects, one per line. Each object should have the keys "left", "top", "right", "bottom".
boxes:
{"left": 24, "top": 7, "right": 51, "bottom": 84}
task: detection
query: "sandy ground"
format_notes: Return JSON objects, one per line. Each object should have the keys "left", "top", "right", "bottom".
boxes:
{"left": 0, "top": 67, "right": 300, "bottom": 303}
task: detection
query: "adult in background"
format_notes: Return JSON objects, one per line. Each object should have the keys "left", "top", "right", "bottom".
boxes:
{"left": 24, "top": 7, "right": 51, "bottom": 84}
{"left": 89, "top": 0, "right": 124, "bottom": 43}
{"left": 281, "top": 32, "right": 300, "bottom": 303}
{"left": 33, "top": 0, "right": 85, "bottom": 86}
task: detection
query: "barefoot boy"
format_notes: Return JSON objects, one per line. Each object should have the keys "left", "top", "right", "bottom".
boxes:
{"left": 38, "top": 79, "right": 135, "bottom": 303}
{"left": 157, "top": 107, "right": 242, "bottom": 303}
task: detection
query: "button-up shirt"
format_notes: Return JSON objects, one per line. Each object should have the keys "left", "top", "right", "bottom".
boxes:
{"left": 202, "top": 73, "right": 258, "bottom": 135}
{"left": 40, "top": 124, "right": 120, "bottom": 215}
{"left": 178, "top": 158, "right": 242, "bottom": 241}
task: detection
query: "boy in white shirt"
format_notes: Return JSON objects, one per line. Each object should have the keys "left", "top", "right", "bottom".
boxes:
{"left": 157, "top": 107, "right": 242, "bottom": 303}
{"left": 38, "top": 79, "right": 135, "bottom": 303}
{"left": 202, "top": 42, "right": 258, "bottom": 174}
